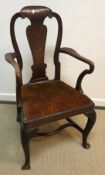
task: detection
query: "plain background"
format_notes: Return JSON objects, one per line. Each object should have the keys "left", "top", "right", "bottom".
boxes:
{"left": 0, "top": 0, "right": 105, "bottom": 106}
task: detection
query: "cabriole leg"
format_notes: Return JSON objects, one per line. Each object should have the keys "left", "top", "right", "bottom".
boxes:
{"left": 20, "top": 125, "right": 30, "bottom": 170}
{"left": 82, "top": 110, "right": 96, "bottom": 149}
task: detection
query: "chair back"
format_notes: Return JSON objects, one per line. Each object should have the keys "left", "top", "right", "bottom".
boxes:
{"left": 10, "top": 6, "right": 63, "bottom": 82}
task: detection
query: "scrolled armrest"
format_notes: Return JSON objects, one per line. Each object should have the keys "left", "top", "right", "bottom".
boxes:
{"left": 58, "top": 47, "right": 94, "bottom": 73}
{"left": 58, "top": 47, "right": 95, "bottom": 92}
{"left": 5, "top": 52, "right": 21, "bottom": 77}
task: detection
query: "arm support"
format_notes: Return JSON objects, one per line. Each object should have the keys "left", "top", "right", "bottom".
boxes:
{"left": 5, "top": 52, "right": 21, "bottom": 77}
{"left": 5, "top": 52, "right": 22, "bottom": 107}
{"left": 58, "top": 47, "right": 95, "bottom": 92}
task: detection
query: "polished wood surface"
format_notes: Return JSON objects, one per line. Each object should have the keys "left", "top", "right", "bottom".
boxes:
{"left": 21, "top": 80, "right": 93, "bottom": 120}
{"left": 5, "top": 6, "right": 96, "bottom": 170}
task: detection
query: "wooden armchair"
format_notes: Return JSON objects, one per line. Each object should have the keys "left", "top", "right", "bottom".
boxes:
{"left": 5, "top": 6, "right": 96, "bottom": 170}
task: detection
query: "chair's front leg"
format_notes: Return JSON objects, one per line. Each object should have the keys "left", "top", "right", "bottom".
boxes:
{"left": 16, "top": 75, "right": 22, "bottom": 122}
{"left": 83, "top": 110, "right": 96, "bottom": 149}
{"left": 20, "top": 125, "right": 31, "bottom": 170}
{"left": 16, "top": 106, "right": 21, "bottom": 122}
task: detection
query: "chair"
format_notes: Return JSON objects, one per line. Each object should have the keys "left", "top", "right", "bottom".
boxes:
{"left": 5, "top": 6, "right": 96, "bottom": 170}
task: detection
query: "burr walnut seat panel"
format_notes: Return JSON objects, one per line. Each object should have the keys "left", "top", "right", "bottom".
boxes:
{"left": 21, "top": 80, "right": 94, "bottom": 120}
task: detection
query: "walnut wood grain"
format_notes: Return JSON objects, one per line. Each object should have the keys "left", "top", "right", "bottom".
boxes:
{"left": 26, "top": 21, "right": 48, "bottom": 82}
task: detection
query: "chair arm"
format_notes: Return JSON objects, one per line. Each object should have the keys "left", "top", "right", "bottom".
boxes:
{"left": 5, "top": 52, "right": 22, "bottom": 108}
{"left": 58, "top": 47, "right": 95, "bottom": 92}
{"left": 58, "top": 47, "right": 94, "bottom": 72}
{"left": 5, "top": 52, "right": 21, "bottom": 77}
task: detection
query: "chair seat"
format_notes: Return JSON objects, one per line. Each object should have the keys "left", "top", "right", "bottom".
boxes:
{"left": 21, "top": 80, "right": 94, "bottom": 122}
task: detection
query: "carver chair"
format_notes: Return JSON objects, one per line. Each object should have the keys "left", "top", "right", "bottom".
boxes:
{"left": 5, "top": 6, "right": 96, "bottom": 170}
